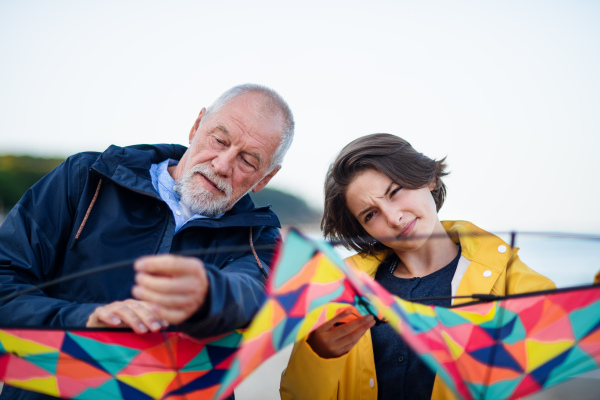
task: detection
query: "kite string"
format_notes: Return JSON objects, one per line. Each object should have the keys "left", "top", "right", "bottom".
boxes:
{"left": 3, "top": 229, "right": 599, "bottom": 305}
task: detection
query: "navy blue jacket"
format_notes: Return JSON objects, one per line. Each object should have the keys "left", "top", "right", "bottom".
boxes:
{"left": 0, "top": 144, "right": 281, "bottom": 399}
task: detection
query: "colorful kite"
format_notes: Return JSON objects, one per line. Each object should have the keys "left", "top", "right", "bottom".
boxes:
{"left": 0, "top": 328, "right": 242, "bottom": 399}
{"left": 2, "top": 228, "right": 599, "bottom": 400}
{"left": 216, "top": 229, "right": 382, "bottom": 399}
{"left": 219, "top": 228, "right": 600, "bottom": 400}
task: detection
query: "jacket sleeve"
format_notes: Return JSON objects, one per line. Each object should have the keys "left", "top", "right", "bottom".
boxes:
{"left": 178, "top": 226, "right": 280, "bottom": 337}
{"left": 280, "top": 337, "right": 348, "bottom": 400}
{"left": 505, "top": 252, "right": 556, "bottom": 294}
{"left": 0, "top": 154, "right": 101, "bottom": 327}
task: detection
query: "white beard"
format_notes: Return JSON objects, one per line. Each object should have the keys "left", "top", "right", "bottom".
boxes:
{"left": 174, "top": 164, "right": 234, "bottom": 217}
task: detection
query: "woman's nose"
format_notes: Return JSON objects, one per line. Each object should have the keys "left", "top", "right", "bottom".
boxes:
{"left": 383, "top": 207, "right": 402, "bottom": 227}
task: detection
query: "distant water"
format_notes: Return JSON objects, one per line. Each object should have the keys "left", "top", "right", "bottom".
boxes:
{"left": 306, "top": 231, "right": 600, "bottom": 288}
{"left": 499, "top": 234, "right": 600, "bottom": 288}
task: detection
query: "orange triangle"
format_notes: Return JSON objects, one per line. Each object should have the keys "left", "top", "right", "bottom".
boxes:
{"left": 56, "top": 353, "right": 111, "bottom": 380}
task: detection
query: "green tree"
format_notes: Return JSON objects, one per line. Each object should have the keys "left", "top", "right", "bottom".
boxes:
{"left": 0, "top": 155, "right": 64, "bottom": 212}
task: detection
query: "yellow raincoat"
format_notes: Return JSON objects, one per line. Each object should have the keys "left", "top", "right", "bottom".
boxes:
{"left": 280, "top": 221, "right": 556, "bottom": 400}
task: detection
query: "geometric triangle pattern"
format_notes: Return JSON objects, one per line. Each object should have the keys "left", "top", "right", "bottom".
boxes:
{"left": 220, "top": 228, "right": 600, "bottom": 400}
{"left": 0, "top": 328, "right": 242, "bottom": 399}
{"left": 216, "top": 228, "right": 385, "bottom": 399}
{"left": 304, "top": 229, "right": 600, "bottom": 400}
{"left": 3, "top": 228, "right": 599, "bottom": 400}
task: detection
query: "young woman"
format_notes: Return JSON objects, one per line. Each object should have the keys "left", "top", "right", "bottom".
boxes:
{"left": 280, "top": 133, "right": 555, "bottom": 400}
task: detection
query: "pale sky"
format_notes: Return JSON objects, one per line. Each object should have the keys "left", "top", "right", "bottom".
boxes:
{"left": 1, "top": 0, "right": 599, "bottom": 234}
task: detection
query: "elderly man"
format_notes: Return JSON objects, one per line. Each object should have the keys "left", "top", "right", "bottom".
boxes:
{"left": 0, "top": 84, "right": 294, "bottom": 399}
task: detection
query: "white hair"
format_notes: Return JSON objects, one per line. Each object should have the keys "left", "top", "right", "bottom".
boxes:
{"left": 203, "top": 83, "right": 295, "bottom": 172}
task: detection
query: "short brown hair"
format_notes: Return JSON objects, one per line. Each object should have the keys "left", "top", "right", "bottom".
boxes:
{"left": 321, "top": 133, "right": 449, "bottom": 254}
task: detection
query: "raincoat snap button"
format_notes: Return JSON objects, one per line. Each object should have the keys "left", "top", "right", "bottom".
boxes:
{"left": 483, "top": 270, "right": 492, "bottom": 277}
{"left": 498, "top": 245, "right": 507, "bottom": 253}
{"left": 398, "top": 355, "right": 405, "bottom": 363}
{"left": 369, "top": 378, "right": 375, "bottom": 388}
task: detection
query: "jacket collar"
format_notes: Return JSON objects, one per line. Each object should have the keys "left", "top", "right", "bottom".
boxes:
{"left": 346, "top": 220, "right": 512, "bottom": 277}
{"left": 89, "top": 144, "right": 280, "bottom": 228}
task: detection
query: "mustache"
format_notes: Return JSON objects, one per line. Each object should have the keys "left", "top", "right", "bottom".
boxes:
{"left": 187, "top": 164, "right": 233, "bottom": 196}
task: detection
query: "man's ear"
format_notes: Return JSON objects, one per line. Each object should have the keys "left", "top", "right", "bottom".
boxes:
{"left": 252, "top": 166, "right": 281, "bottom": 193}
{"left": 189, "top": 108, "right": 206, "bottom": 144}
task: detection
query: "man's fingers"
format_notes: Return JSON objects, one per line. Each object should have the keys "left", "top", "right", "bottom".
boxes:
{"left": 132, "top": 286, "right": 191, "bottom": 309}
{"left": 134, "top": 272, "right": 201, "bottom": 295}
{"left": 134, "top": 255, "right": 204, "bottom": 276}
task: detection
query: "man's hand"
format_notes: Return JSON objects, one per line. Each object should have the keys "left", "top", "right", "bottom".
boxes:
{"left": 86, "top": 299, "right": 168, "bottom": 334}
{"left": 306, "top": 308, "right": 375, "bottom": 359}
{"left": 132, "top": 255, "right": 209, "bottom": 325}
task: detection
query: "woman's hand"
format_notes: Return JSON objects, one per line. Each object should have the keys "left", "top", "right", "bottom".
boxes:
{"left": 307, "top": 308, "right": 375, "bottom": 359}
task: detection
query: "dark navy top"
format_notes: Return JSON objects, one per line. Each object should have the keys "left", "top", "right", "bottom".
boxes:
{"left": 371, "top": 245, "right": 461, "bottom": 400}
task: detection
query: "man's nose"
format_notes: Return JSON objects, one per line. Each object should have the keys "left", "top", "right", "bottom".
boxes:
{"left": 211, "top": 150, "right": 235, "bottom": 176}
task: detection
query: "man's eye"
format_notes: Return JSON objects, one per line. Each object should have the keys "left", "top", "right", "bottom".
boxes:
{"left": 241, "top": 157, "right": 257, "bottom": 170}
{"left": 212, "top": 136, "right": 226, "bottom": 146}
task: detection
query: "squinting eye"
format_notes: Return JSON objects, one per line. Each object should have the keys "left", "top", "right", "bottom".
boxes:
{"left": 212, "top": 136, "right": 226, "bottom": 146}
{"left": 390, "top": 186, "right": 401, "bottom": 197}
{"left": 364, "top": 211, "right": 375, "bottom": 223}
{"left": 241, "top": 157, "right": 257, "bottom": 170}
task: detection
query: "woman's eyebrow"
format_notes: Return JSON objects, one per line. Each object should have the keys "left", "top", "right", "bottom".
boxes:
{"left": 383, "top": 181, "right": 394, "bottom": 196}
{"left": 357, "top": 182, "right": 395, "bottom": 218}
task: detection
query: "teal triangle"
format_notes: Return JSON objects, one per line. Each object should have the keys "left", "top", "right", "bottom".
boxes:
{"left": 23, "top": 352, "right": 60, "bottom": 374}
{"left": 313, "top": 235, "right": 347, "bottom": 268}
{"left": 425, "top": 357, "right": 459, "bottom": 396}
{"left": 210, "top": 331, "right": 243, "bottom": 349}
{"left": 435, "top": 307, "right": 469, "bottom": 327}
{"left": 75, "top": 378, "right": 123, "bottom": 400}
{"left": 479, "top": 307, "right": 518, "bottom": 330}
{"left": 272, "top": 316, "right": 288, "bottom": 348}
{"left": 68, "top": 333, "right": 140, "bottom": 375}
{"left": 308, "top": 286, "right": 347, "bottom": 312}
{"left": 570, "top": 303, "right": 600, "bottom": 340}
{"left": 407, "top": 313, "right": 438, "bottom": 332}
{"left": 0, "top": 338, "right": 4, "bottom": 353}
{"left": 545, "top": 346, "right": 599, "bottom": 387}
{"left": 181, "top": 346, "right": 212, "bottom": 372}
{"left": 215, "top": 358, "right": 241, "bottom": 399}
{"left": 274, "top": 230, "right": 317, "bottom": 289}
{"left": 503, "top": 315, "right": 526, "bottom": 345}
{"left": 467, "top": 376, "right": 523, "bottom": 400}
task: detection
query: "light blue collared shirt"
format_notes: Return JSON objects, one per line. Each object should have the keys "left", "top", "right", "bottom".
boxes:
{"left": 149, "top": 159, "right": 217, "bottom": 233}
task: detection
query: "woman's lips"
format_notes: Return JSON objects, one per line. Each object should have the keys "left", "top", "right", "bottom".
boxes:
{"left": 398, "top": 219, "right": 417, "bottom": 236}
